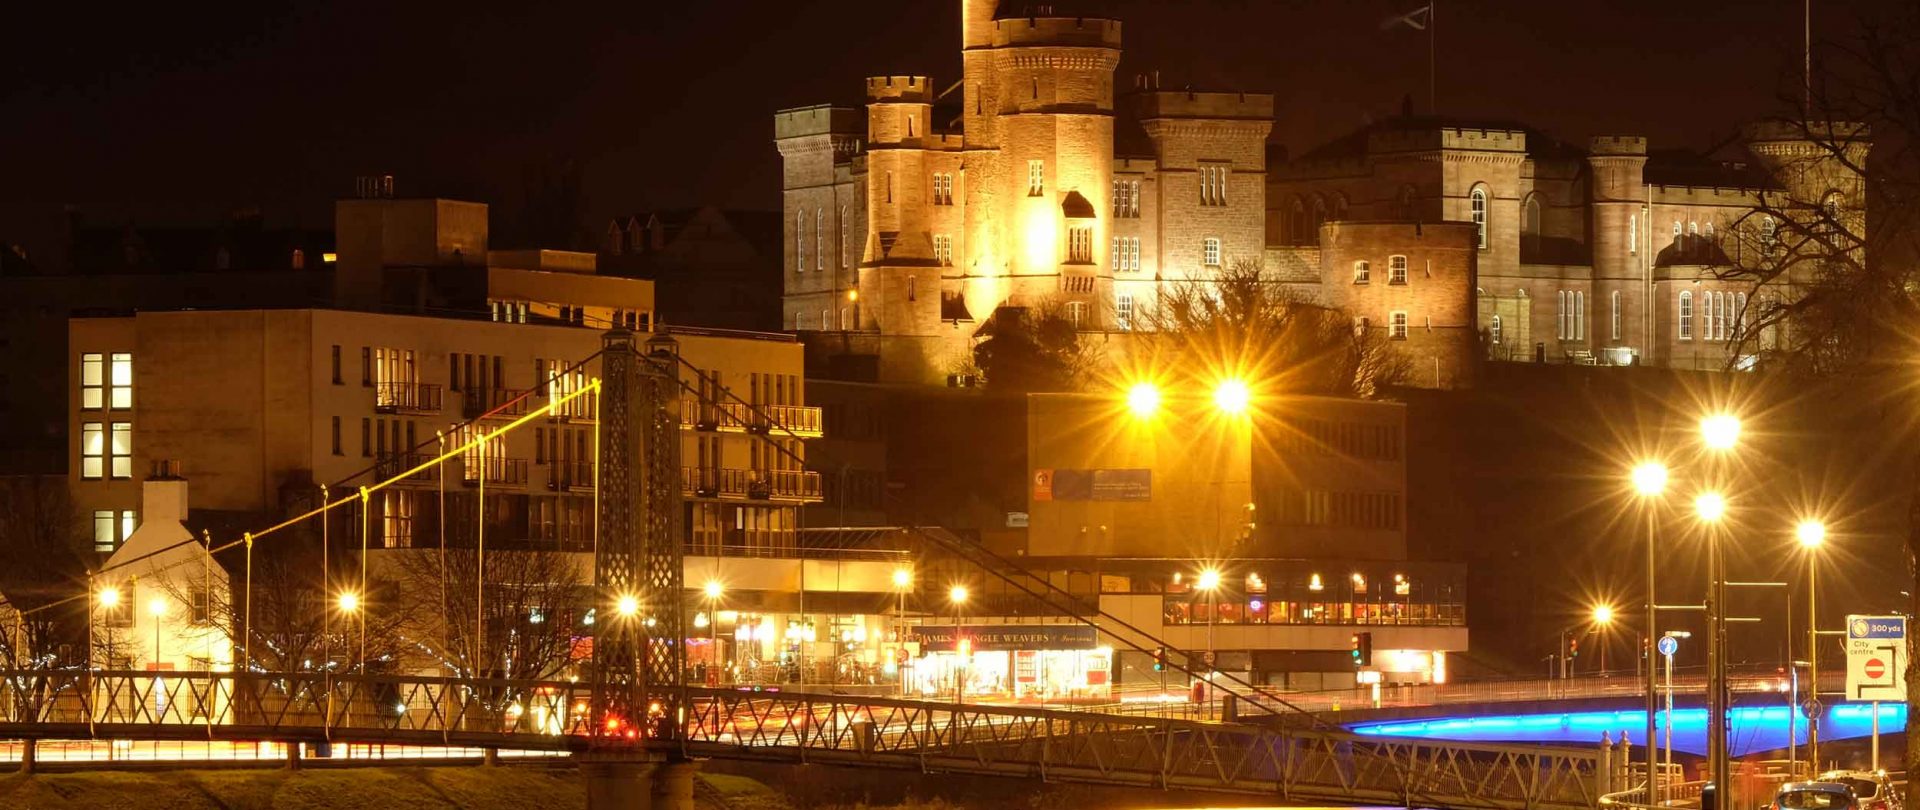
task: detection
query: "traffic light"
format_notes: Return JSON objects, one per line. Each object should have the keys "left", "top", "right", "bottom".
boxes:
{"left": 1152, "top": 647, "right": 1168, "bottom": 672}
{"left": 1351, "top": 632, "right": 1373, "bottom": 667}
{"left": 1569, "top": 636, "right": 1580, "bottom": 659}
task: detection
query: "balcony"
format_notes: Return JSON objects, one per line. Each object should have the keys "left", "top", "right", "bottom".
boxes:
{"left": 548, "top": 392, "right": 597, "bottom": 423}
{"left": 546, "top": 459, "right": 595, "bottom": 492}
{"left": 679, "top": 399, "right": 823, "bottom": 437}
{"left": 681, "top": 467, "right": 822, "bottom": 503}
{"left": 463, "top": 388, "right": 534, "bottom": 420}
{"left": 374, "top": 382, "right": 443, "bottom": 414}
{"left": 461, "top": 456, "right": 528, "bottom": 488}
{"left": 373, "top": 453, "right": 440, "bottom": 486}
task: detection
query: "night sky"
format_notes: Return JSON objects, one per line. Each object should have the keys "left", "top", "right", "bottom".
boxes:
{"left": 0, "top": 0, "right": 1865, "bottom": 235}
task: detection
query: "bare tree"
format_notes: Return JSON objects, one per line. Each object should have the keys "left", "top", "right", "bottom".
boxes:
{"left": 1140, "top": 259, "right": 1409, "bottom": 398}
{"left": 0, "top": 477, "right": 85, "bottom": 670}
{"left": 388, "top": 547, "right": 585, "bottom": 684}
{"left": 1706, "top": 3, "right": 1920, "bottom": 775}
{"left": 190, "top": 537, "right": 405, "bottom": 675}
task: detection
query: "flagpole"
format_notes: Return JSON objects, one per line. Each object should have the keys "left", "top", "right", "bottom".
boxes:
{"left": 1430, "top": 0, "right": 1438, "bottom": 115}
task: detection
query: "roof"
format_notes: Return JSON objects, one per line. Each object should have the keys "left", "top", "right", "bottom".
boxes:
{"left": 1643, "top": 148, "right": 1780, "bottom": 190}
{"left": 1294, "top": 115, "right": 1582, "bottom": 163}
{"left": 995, "top": 1, "right": 1113, "bottom": 19}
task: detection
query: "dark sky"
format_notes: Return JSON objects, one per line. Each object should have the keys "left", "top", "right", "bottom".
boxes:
{"left": 0, "top": 0, "right": 1857, "bottom": 237}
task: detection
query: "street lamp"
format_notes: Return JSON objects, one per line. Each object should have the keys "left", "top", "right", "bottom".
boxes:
{"left": 1213, "top": 379, "right": 1251, "bottom": 415}
{"left": 948, "top": 586, "right": 970, "bottom": 705}
{"left": 338, "top": 590, "right": 364, "bottom": 673}
{"left": 1700, "top": 413, "right": 1741, "bottom": 452}
{"left": 702, "top": 580, "right": 724, "bottom": 685}
{"left": 1629, "top": 459, "right": 1666, "bottom": 806}
{"left": 616, "top": 594, "right": 640, "bottom": 618}
{"left": 892, "top": 568, "right": 913, "bottom": 696}
{"left": 91, "top": 584, "right": 122, "bottom": 672}
{"left": 1796, "top": 518, "right": 1826, "bottom": 774}
{"left": 147, "top": 596, "right": 167, "bottom": 669}
{"left": 1590, "top": 604, "right": 1615, "bottom": 673}
{"left": 1126, "top": 383, "right": 1161, "bottom": 419}
{"left": 1694, "top": 489, "right": 1730, "bottom": 798}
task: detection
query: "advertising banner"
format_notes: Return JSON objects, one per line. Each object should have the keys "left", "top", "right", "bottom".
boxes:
{"left": 911, "top": 625, "right": 1099, "bottom": 652}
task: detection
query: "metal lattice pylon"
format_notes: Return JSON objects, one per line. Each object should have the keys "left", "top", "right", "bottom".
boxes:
{"left": 589, "top": 329, "right": 685, "bottom": 746}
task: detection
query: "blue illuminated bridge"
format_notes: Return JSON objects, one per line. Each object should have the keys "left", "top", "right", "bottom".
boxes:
{"left": 1349, "top": 703, "right": 1904, "bottom": 757}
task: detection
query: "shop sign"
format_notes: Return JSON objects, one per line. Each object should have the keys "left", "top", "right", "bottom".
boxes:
{"left": 1086, "top": 650, "right": 1111, "bottom": 685}
{"left": 1032, "top": 469, "right": 1150, "bottom": 502}
{"left": 1014, "top": 650, "right": 1039, "bottom": 683}
{"left": 911, "top": 625, "right": 1099, "bottom": 652}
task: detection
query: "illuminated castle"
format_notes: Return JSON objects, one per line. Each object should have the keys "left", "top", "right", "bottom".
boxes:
{"left": 776, "top": 0, "right": 1272, "bottom": 382}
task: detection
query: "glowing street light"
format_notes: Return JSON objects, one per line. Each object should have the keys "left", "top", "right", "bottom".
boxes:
{"left": 147, "top": 597, "right": 167, "bottom": 618}
{"left": 337, "top": 591, "right": 361, "bottom": 613}
{"left": 891, "top": 568, "right": 913, "bottom": 590}
{"left": 703, "top": 580, "right": 725, "bottom": 600}
{"left": 1700, "top": 413, "right": 1742, "bottom": 452}
{"left": 1694, "top": 492, "right": 1727, "bottom": 524}
{"left": 97, "top": 587, "right": 121, "bottom": 609}
{"left": 1213, "top": 379, "right": 1251, "bottom": 415}
{"left": 1795, "top": 519, "right": 1827, "bottom": 549}
{"left": 948, "top": 585, "right": 970, "bottom": 606}
{"left": 1592, "top": 604, "right": 1615, "bottom": 626}
{"left": 1195, "top": 569, "right": 1222, "bottom": 592}
{"left": 616, "top": 594, "right": 640, "bottom": 618}
{"left": 1126, "top": 382, "right": 1161, "bottom": 418}
{"left": 1631, "top": 462, "right": 1669, "bottom": 497}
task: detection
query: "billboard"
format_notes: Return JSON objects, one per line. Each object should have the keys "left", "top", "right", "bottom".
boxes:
{"left": 1032, "top": 468, "right": 1151, "bottom": 502}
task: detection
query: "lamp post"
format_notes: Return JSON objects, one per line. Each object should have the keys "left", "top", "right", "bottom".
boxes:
{"left": 338, "top": 590, "right": 362, "bottom": 673}
{"left": 1795, "top": 519, "right": 1826, "bottom": 774}
{"left": 1697, "top": 412, "right": 1738, "bottom": 798}
{"left": 949, "top": 585, "right": 969, "bottom": 706}
{"left": 94, "top": 585, "right": 120, "bottom": 671}
{"left": 1695, "top": 488, "right": 1730, "bottom": 799}
{"left": 892, "top": 568, "right": 912, "bottom": 697}
{"left": 1630, "top": 460, "right": 1667, "bottom": 805}
{"left": 703, "top": 580, "right": 724, "bottom": 685}
{"left": 1591, "top": 604, "right": 1615, "bottom": 674}
{"left": 147, "top": 596, "right": 167, "bottom": 669}
{"left": 1197, "top": 568, "right": 1222, "bottom": 717}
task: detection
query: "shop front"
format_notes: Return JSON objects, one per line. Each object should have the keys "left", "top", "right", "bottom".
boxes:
{"left": 907, "top": 625, "right": 1112, "bottom": 703}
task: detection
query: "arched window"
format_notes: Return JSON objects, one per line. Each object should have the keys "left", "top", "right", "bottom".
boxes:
{"left": 1760, "top": 215, "right": 1778, "bottom": 251}
{"left": 1333, "top": 193, "right": 1350, "bottom": 221}
{"left": 1678, "top": 291, "right": 1694, "bottom": 340}
{"left": 1469, "top": 187, "right": 1488, "bottom": 249}
{"left": 1309, "top": 195, "right": 1328, "bottom": 244}
{"left": 1521, "top": 195, "right": 1542, "bottom": 259}
{"left": 1686, "top": 222, "right": 1698, "bottom": 260}
{"left": 838, "top": 206, "right": 848, "bottom": 268}
{"left": 815, "top": 209, "right": 824, "bottom": 271}
{"left": 1490, "top": 314, "right": 1503, "bottom": 345}
{"left": 1289, "top": 198, "right": 1307, "bottom": 246}
{"left": 795, "top": 211, "right": 805, "bottom": 272}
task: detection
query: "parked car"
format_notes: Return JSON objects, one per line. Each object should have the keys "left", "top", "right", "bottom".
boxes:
{"left": 1819, "top": 770, "right": 1904, "bottom": 810}
{"left": 1770, "top": 781, "right": 1862, "bottom": 810}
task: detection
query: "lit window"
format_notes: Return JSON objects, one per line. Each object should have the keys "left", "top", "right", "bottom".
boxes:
{"left": 1610, "top": 290, "right": 1622, "bottom": 340}
{"left": 1200, "top": 164, "right": 1229, "bottom": 206}
{"left": 1203, "top": 238, "right": 1222, "bottom": 267}
{"left": 1388, "top": 255, "right": 1408, "bottom": 285}
{"left": 815, "top": 209, "right": 824, "bottom": 271}
{"left": 1389, "top": 311, "right": 1409, "bottom": 340}
{"left": 1069, "top": 227, "right": 1092, "bottom": 263}
{"left": 1115, "top": 293, "right": 1135, "bottom": 331}
{"left": 93, "top": 511, "right": 114, "bottom": 552}
{"left": 80, "top": 422, "right": 104, "bottom": 479}
{"left": 1629, "top": 214, "right": 1638, "bottom": 255}
{"left": 933, "top": 234, "right": 953, "bottom": 266}
{"left": 1469, "top": 187, "right": 1488, "bottom": 249}
{"left": 1028, "top": 161, "right": 1045, "bottom": 196}
{"left": 1678, "top": 291, "right": 1694, "bottom": 340}
{"left": 1065, "top": 301, "right": 1087, "bottom": 327}
{"left": 794, "top": 211, "right": 805, "bottom": 273}
{"left": 1352, "top": 260, "right": 1370, "bottom": 284}
{"left": 382, "top": 489, "right": 413, "bottom": 549}
{"left": 1490, "top": 314, "right": 1503, "bottom": 344}
{"left": 1112, "top": 179, "right": 1140, "bottom": 218}
{"left": 80, "top": 353, "right": 103, "bottom": 409}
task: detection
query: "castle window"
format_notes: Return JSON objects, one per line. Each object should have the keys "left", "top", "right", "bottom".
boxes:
{"left": 1115, "top": 293, "right": 1135, "bottom": 331}
{"left": 1352, "top": 260, "right": 1370, "bottom": 284}
{"left": 838, "top": 206, "right": 848, "bottom": 268}
{"left": 1288, "top": 198, "right": 1308, "bottom": 246}
{"left": 1610, "top": 290, "right": 1622, "bottom": 340}
{"left": 907, "top": 276, "right": 918, "bottom": 302}
{"left": 1202, "top": 238, "right": 1221, "bottom": 267}
{"left": 1522, "top": 195, "right": 1542, "bottom": 259}
{"left": 794, "top": 211, "right": 805, "bottom": 273}
{"left": 1388, "top": 255, "right": 1408, "bottom": 285}
{"left": 1490, "top": 315, "right": 1503, "bottom": 345}
{"left": 1629, "top": 214, "right": 1638, "bottom": 255}
{"left": 1469, "top": 186, "right": 1488, "bottom": 249}
{"left": 1112, "top": 179, "right": 1140, "bottom": 218}
{"left": 1678, "top": 291, "right": 1694, "bottom": 340}
{"left": 933, "top": 173, "right": 954, "bottom": 205}
{"left": 1112, "top": 236, "right": 1139, "bottom": 272}
{"left": 933, "top": 234, "right": 953, "bottom": 266}
{"left": 1672, "top": 220, "right": 1683, "bottom": 253}
{"left": 1760, "top": 215, "right": 1778, "bottom": 251}
{"left": 1200, "top": 164, "right": 1228, "bottom": 206}
{"left": 1028, "top": 161, "right": 1044, "bottom": 196}
{"left": 886, "top": 172, "right": 894, "bottom": 204}
{"left": 1065, "top": 301, "right": 1087, "bottom": 327}
{"left": 815, "top": 209, "right": 824, "bottom": 271}
{"left": 822, "top": 309, "right": 831, "bottom": 331}
{"left": 1389, "top": 311, "right": 1409, "bottom": 340}
{"left": 1557, "top": 290, "right": 1585, "bottom": 341}
{"left": 1687, "top": 222, "right": 1699, "bottom": 260}
{"left": 1068, "top": 227, "right": 1092, "bottom": 263}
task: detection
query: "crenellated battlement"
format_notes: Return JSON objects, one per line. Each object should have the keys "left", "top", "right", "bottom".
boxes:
{"left": 865, "top": 75, "right": 935, "bottom": 104}
{"left": 775, "top": 105, "right": 864, "bottom": 141}
{"left": 1368, "top": 127, "right": 1527, "bottom": 155}
{"left": 1587, "top": 135, "right": 1648, "bottom": 156}
{"left": 1133, "top": 90, "right": 1274, "bottom": 122}
{"left": 993, "top": 16, "right": 1122, "bottom": 49}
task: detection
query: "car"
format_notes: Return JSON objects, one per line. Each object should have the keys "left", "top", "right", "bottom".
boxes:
{"left": 1770, "top": 781, "right": 1861, "bottom": 810}
{"left": 1819, "top": 770, "right": 1904, "bottom": 810}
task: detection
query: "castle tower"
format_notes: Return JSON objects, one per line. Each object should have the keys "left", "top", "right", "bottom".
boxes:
{"left": 861, "top": 76, "right": 942, "bottom": 336}
{"left": 1586, "top": 136, "right": 1649, "bottom": 360}
{"left": 971, "top": 11, "right": 1121, "bottom": 322}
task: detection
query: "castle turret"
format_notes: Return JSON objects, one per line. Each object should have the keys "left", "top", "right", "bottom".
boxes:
{"left": 860, "top": 76, "right": 943, "bottom": 337}
{"left": 1586, "top": 136, "right": 1649, "bottom": 357}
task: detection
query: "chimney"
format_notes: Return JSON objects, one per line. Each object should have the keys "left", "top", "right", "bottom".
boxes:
{"left": 142, "top": 461, "right": 189, "bottom": 528}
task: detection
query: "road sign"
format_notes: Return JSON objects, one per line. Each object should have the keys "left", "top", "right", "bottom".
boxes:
{"left": 1845, "top": 614, "right": 1907, "bottom": 701}
{"left": 1657, "top": 636, "right": 1678, "bottom": 657}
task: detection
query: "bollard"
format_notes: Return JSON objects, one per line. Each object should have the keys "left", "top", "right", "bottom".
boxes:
{"left": 1597, "top": 732, "right": 1614, "bottom": 796}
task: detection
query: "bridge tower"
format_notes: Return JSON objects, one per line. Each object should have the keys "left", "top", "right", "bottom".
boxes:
{"left": 584, "top": 327, "right": 693, "bottom": 808}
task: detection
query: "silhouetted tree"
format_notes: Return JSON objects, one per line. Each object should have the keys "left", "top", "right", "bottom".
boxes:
{"left": 971, "top": 302, "right": 1098, "bottom": 392}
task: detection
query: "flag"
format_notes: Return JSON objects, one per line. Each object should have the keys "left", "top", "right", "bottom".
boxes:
{"left": 1381, "top": 5, "right": 1432, "bottom": 31}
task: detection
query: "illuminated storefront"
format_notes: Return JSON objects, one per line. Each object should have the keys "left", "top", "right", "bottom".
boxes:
{"left": 907, "top": 625, "right": 1112, "bottom": 702}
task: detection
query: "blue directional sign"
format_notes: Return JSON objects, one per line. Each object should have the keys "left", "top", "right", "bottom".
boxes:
{"left": 1657, "top": 636, "right": 1678, "bottom": 657}
{"left": 1849, "top": 616, "right": 1905, "bottom": 640}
